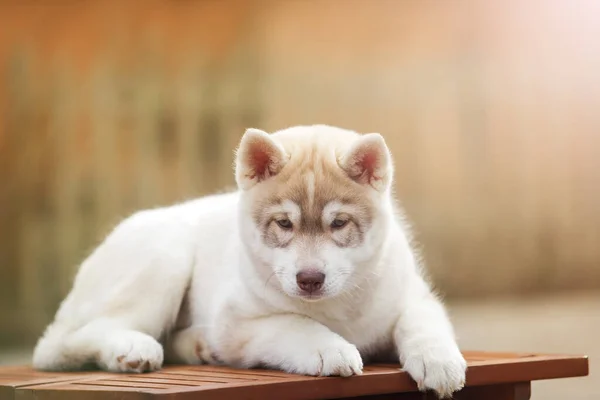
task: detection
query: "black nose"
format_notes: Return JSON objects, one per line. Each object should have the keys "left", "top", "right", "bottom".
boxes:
{"left": 296, "top": 270, "right": 326, "bottom": 293}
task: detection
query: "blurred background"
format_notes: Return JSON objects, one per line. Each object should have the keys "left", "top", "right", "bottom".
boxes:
{"left": 0, "top": 0, "right": 598, "bottom": 398}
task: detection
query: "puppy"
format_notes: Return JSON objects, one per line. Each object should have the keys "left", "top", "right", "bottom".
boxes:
{"left": 33, "top": 125, "right": 466, "bottom": 398}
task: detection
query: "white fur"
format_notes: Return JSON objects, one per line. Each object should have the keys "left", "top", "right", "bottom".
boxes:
{"left": 33, "top": 125, "right": 466, "bottom": 398}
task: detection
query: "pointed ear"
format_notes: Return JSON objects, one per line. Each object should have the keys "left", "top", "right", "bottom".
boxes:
{"left": 235, "top": 128, "right": 288, "bottom": 190}
{"left": 339, "top": 133, "right": 393, "bottom": 191}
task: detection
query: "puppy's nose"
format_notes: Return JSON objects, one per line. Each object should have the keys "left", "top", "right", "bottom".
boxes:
{"left": 296, "top": 270, "right": 325, "bottom": 293}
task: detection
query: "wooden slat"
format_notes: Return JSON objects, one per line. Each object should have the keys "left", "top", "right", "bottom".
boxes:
{"left": 159, "top": 370, "right": 275, "bottom": 380}
{"left": 115, "top": 376, "right": 247, "bottom": 385}
{"left": 78, "top": 380, "right": 182, "bottom": 389}
{"left": 0, "top": 368, "right": 111, "bottom": 400}
{"left": 162, "top": 365, "right": 306, "bottom": 378}
{"left": 2, "top": 351, "right": 588, "bottom": 400}
{"left": 463, "top": 350, "right": 538, "bottom": 360}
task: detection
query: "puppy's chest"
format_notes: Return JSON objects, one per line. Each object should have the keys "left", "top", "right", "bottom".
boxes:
{"left": 308, "top": 306, "right": 396, "bottom": 350}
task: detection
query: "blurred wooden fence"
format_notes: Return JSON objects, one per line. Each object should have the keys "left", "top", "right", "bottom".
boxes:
{"left": 0, "top": 0, "right": 265, "bottom": 346}
{"left": 1, "top": 0, "right": 600, "bottom": 346}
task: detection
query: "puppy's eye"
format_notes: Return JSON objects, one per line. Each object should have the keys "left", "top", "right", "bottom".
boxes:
{"left": 331, "top": 218, "right": 349, "bottom": 229}
{"left": 276, "top": 219, "right": 293, "bottom": 230}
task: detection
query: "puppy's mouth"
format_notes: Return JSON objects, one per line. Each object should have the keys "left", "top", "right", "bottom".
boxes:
{"left": 296, "top": 291, "right": 326, "bottom": 302}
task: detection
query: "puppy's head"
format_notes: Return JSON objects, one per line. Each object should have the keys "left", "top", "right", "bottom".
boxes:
{"left": 235, "top": 125, "right": 394, "bottom": 301}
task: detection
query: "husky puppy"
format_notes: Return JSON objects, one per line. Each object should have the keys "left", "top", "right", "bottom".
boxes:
{"left": 33, "top": 125, "right": 466, "bottom": 398}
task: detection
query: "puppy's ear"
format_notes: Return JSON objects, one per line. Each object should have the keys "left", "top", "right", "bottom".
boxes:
{"left": 235, "top": 128, "right": 288, "bottom": 190}
{"left": 339, "top": 133, "right": 393, "bottom": 192}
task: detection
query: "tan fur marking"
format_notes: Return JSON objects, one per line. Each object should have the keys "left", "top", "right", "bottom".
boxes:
{"left": 248, "top": 126, "right": 380, "bottom": 249}
{"left": 305, "top": 171, "right": 315, "bottom": 210}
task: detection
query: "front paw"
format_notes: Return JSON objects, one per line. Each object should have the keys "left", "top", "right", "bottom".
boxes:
{"left": 288, "top": 338, "right": 363, "bottom": 377}
{"left": 401, "top": 342, "right": 467, "bottom": 398}
{"left": 100, "top": 331, "right": 164, "bottom": 373}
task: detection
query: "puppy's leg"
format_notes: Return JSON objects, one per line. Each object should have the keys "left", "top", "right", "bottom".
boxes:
{"left": 33, "top": 211, "right": 194, "bottom": 372}
{"left": 214, "top": 314, "right": 363, "bottom": 377}
{"left": 164, "top": 325, "right": 215, "bottom": 365}
{"left": 75, "top": 320, "right": 165, "bottom": 373}
{"left": 394, "top": 276, "right": 466, "bottom": 399}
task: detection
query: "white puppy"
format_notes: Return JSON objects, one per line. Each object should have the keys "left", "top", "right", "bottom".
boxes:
{"left": 33, "top": 125, "right": 466, "bottom": 398}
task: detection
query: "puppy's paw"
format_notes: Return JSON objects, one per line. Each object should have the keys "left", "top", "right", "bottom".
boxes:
{"left": 100, "top": 331, "right": 164, "bottom": 373}
{"left": 401, "top": 343, "right": 466, "bottom": 398}
{"left": 165, "top": 326, "right": 215, "bottom": 365}
{"left": 290, "top": 338, "right": 363, "bottom": 377}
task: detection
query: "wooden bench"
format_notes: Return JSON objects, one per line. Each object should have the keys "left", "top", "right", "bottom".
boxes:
{"left": 0, "top": 351, "right": 588, "bottom": 399}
